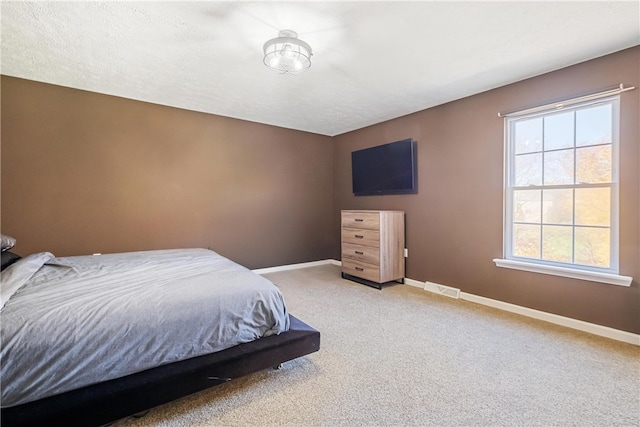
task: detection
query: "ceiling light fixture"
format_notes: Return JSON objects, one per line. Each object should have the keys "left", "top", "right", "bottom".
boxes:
{"left": 263, "top": 30, "right": 312, "bottom": 75}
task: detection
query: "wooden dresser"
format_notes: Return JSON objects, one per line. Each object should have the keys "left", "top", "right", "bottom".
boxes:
{"left": 341, "top": 210, "right": 405, "bottom": 289}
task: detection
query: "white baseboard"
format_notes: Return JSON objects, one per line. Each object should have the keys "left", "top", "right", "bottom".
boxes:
{"left": 404, "top": 277, "right": 424, "bottom": 288}
{"left": 252, "top": 259, "right": 339, "bottom": 275}
{"left": 257, "top": 259, "right": 640, "bottom": 346}
{"left": 418, "top": 278, "right": 639, "bottom": 346}
{"left": 459, "top": 291, "right": 640, "bottom": 346}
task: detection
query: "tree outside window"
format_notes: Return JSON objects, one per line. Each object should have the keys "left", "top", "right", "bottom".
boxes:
{"left": 506, "top": 97, "right": 619, "bottom": 273}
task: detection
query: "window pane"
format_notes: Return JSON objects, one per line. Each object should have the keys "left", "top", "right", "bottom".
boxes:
{"left": 575, "top": 227, "right": 610, "bottom": 268}
{"left": 505, "top": 97, "right": 618, "bottom": 273}
{"left": 576, "top": 104, "right": 612, "bottom": 147}
{"left": 542, "top": 189, "right": 573, "bottom": 225}
{"left": 576, "top": 145, "right": 612, "bottom": 183}
{"left": 544, "top": 111, "right": 574, "bottom": 151}
{"left": 514, "top": 190, "right": 541, "bottom": 223}
{"left": 544, "top": 149, "right": 574, "bottom": 185}
{"left": 575, "top": 188, "right": 610, "bottom": 226}
{"left": 515, "top": 118, "right": 542, "bottom": 154}
{"left": 542, "top": 225, "right": 573, "bottom": 263}
{"left": 515, "top": 153, "right": 542, "bottom": 186}
{"left": 513, "top": 224, "right": 541, "bottom": 259}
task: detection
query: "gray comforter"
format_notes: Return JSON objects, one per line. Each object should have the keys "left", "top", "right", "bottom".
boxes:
{"left": 0, "top": 248, "right": 290, "bottom": 407}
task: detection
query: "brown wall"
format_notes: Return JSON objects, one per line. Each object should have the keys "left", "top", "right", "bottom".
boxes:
{"left": 333, "top": 46, "right": 640, "bottom": 334}
{"left": 2, "top": 47, "right": 638, "bottom": 334}
{"left": 1, "top": 76, "right": 335, "bottom": 269}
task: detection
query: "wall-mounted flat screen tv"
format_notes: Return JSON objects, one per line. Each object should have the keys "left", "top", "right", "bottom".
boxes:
{"left": 351, "top": 138, "right": 417, "bottom": 196}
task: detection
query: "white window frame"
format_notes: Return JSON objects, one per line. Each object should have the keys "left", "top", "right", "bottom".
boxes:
{"left": 494, "top": 93, "right": 632, "bottom": 287}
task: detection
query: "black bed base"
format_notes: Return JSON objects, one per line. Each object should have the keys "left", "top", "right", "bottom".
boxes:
{"left": 1, "top": 315, "right": 320, "bottom": 427}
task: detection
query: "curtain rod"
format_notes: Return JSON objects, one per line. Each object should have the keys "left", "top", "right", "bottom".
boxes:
{"left": 498, "top": 83, "right": 636, "bottom": 118}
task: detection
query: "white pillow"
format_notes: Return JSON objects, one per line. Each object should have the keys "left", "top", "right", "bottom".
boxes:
{"left": 1, "top": 252, "right": 54, "bottom": 309}
{"left": 1, "top": 234, "right": 16, "bottom": 252}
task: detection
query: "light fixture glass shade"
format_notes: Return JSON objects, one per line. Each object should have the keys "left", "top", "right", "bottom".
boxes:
{"left": 263, "top": 30, "right": 312, "bottom": 75}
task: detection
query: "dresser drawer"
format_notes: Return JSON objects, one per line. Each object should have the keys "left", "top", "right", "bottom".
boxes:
{"left": 341, "top": 227, "right": 380, "bottom": 247}
{"left": 342, "top": 242, "right": 380, "bottom": 265}
{"left": 341, "top": 211, "right": 380, "bottom": 230}
{"left": 342, "top": 259, "right": 380, "bottom": 283}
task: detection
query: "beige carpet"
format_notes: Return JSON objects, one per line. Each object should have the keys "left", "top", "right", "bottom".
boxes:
{"left": 114, "top": 264, "right": 640, "bottom": 426}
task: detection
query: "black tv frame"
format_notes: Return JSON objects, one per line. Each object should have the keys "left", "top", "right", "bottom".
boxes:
{"left": 351, "top": 138, "right": 417, "bottom": 196}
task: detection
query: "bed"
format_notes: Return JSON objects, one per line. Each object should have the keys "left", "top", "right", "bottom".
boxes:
{"left": 0, "top": 247, "right": 320, "bottom": 426}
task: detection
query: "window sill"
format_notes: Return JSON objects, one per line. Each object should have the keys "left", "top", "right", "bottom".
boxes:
{"left": 493, "top": 259, "right": 633, "bottom": 287}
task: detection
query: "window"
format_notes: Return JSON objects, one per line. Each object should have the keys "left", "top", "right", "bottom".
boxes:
{"left": 495, "top": 94, "right": 631, "bottom": 286}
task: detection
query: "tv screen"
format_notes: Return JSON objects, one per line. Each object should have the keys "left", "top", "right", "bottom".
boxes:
{"left": 351, "top": 138, "right": 416, "bottom": 196}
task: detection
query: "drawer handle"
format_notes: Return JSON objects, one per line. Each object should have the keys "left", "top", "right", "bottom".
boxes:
{"left": 355, "top": 251, "right": 364, "bottom": 255}
{"left": 355, "top": 267, "right": 364, "bottom": 271}
{"left": 355, "top": 218, "right": 364, "bottom": 222}
{"left": 355, "top": 235, "right": 364, "bottom": 239}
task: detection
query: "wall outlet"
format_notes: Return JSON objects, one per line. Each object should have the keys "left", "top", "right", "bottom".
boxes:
{"left": 404, "top": 248, "right": 408, "bottom": 258}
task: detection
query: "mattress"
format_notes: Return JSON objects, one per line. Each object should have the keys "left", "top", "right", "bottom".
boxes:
{"left": 0, "top": 248, "right": 290, "bottom": 407}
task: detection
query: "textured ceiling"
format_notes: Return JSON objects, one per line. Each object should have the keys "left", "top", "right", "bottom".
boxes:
{"left": 2, "top": 1, "right": 639, "bottom": 136}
